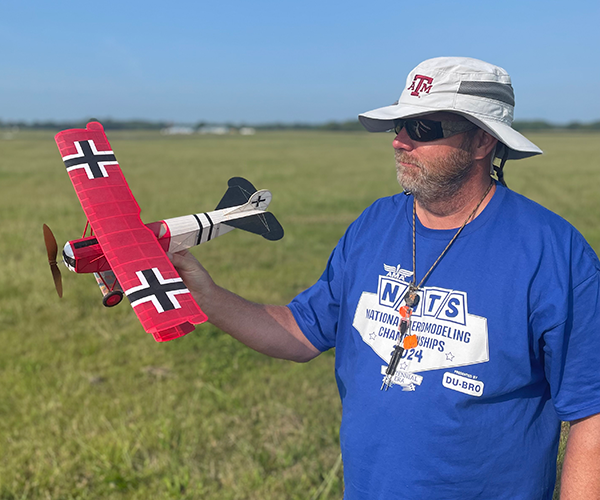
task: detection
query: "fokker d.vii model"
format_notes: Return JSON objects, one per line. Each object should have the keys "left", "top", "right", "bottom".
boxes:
{"left": 44, "top": 122, "right": 283, "bottom": 342}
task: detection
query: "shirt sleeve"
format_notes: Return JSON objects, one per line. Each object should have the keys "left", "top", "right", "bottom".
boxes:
{"left": 288, "top": 231, "right": 350, "bottom": 352}
{"left": 543, "top": 264, "right": 600, "bottom": 421}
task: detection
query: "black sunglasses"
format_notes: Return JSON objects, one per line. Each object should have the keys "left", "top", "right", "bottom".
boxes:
{"left": 393, "top": 119, "right": 477, "bottom": 142}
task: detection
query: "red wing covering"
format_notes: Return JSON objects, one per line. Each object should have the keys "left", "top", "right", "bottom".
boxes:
{"left": 55, "top": 122, "right": 207, "bottom": 341}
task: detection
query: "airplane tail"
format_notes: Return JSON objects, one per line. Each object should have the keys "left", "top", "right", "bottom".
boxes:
{"left": 216, "top": 177, "right": 284, "bottom": 241}
{"left": 215, "top": 177, "right": 259, "bottom": 210}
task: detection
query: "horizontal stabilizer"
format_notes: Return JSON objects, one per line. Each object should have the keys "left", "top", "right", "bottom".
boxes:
{"left": 215, "top": 177, "right": 258, "bottom": 210}
{"left": 223, "top": 212, "right": 284, "bottom": 241}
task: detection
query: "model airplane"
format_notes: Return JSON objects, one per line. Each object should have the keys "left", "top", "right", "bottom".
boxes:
{"left": 44, "top": 121, "right": 283, "bottom": 342}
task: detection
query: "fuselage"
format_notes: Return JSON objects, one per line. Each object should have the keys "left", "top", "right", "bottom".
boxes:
{"left": 62, "top": 191, "right": 272, "bottom": 274}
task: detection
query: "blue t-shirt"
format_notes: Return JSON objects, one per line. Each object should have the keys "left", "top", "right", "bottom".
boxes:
{"left": 288, "top": 184, "right": 600, "bottom": 500}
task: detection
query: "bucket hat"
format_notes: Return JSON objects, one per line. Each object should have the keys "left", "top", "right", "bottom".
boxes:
{"left": 358, "top": 57, "right": 542, "bottom": 160}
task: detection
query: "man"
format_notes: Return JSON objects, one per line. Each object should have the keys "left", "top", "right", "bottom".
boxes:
{"left": 171, "top": 57, "right": 600, "bottom": 499}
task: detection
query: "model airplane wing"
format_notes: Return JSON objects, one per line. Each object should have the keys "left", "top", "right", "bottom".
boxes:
{"left": 55, "top": 122, "right": 207, "bottom": 341}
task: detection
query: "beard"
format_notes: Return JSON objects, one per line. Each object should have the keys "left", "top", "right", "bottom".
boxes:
{"left": 395, "top": 139, "right": 476, "bottom": 206}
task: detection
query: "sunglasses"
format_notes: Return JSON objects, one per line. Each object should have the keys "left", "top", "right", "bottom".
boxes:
{"left": 393, "top": 119, "right": 477, "bottom": 142}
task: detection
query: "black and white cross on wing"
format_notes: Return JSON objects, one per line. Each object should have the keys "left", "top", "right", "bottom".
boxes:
{"left": 125, "top": 268, "right": 190, "bottom": 313}
{"left": 61, "top": 140, "right": 118, "bottom": 179}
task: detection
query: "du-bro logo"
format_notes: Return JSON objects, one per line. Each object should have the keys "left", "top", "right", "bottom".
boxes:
{"left": 408, "top": 74, "right": 433, "bottom": 97}
{"left": 443, "top": 372, "right": 484, "bottom": 397}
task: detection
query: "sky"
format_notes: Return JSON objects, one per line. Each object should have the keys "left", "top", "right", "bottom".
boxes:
{"left": 0, "top": 0, "right": 598, "bottom": 124}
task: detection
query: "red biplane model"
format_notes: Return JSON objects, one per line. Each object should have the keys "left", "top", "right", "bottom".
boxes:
{"left": 44, "top": 122, "right": 283, "bottom": 342}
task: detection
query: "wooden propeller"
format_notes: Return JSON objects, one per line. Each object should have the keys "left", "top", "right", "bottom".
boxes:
{"left": 43, "top": 224, "right": 63, "bottom": 298}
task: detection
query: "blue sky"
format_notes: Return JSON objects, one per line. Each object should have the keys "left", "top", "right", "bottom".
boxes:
{"left": 1, "top": 0, "right": 598, "bottom": 124}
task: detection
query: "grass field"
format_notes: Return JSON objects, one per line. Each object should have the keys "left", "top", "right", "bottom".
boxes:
{"left": 0, "top": 129, "right": 598, "bottom": 499}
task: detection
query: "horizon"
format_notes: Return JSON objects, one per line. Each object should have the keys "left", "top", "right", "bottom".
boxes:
{"left": 3, "top": 117, "right": 599, "bottom": 129}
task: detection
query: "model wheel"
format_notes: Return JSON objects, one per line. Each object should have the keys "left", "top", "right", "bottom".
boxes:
{"left": 103, "top": 290, "right": 123, "bottom": 307}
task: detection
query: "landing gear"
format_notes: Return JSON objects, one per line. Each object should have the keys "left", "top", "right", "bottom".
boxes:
{"left": 103, "top": 290, "right": 123, "bottom": 307}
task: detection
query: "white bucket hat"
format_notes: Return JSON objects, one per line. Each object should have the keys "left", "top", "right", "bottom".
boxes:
{"left": 358, "top": 57, "right": 542, "bottom": 160}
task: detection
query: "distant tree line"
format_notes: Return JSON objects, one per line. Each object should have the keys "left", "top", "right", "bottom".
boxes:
{"left": 0, "top": 118, "right": 171, "bottom": 131}
{"left": 1, "top": 118, "right": 599, "bottom": 132}
{"left": 512, "top": 120, "right": 600, "bottom": 131}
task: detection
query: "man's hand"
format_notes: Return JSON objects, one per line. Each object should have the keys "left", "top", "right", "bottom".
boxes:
{"left": 169, "top": 250, "right": 320, "bottom": 363}
{"left": 168, "top": 250, "right": 217, "bottom": 306}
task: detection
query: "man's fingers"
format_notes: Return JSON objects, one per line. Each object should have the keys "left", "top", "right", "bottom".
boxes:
{"left": 169, "top": 250, "right": 200, "bottom": 272}
{"left": 167, "top": 249, "right": 214, "bottom": 295}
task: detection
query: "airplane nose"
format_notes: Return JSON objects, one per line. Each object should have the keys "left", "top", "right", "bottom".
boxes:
{"left": 62, "top": 242, "right": 76, "bottom": 272}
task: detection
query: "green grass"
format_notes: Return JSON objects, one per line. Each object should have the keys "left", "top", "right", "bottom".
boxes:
{"left": 0, "top": 129, "right": 598, "bottom": 499}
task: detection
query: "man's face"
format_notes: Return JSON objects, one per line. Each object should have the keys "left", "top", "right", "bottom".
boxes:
{"left": 393, "top": 113, "right": 477, "bottom": 205}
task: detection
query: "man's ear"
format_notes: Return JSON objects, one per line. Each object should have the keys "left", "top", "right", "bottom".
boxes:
{"left": 473, "top": 130, "right": 498, "bottom": 161}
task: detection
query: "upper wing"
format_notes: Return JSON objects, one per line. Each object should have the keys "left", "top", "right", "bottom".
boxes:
{"left": 55, "top": 122, "right": 207, "bottom": 341}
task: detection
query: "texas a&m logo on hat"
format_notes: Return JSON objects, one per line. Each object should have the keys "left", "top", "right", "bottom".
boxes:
{"left": 408, "top": 74, "right": 433, "bottom": 97}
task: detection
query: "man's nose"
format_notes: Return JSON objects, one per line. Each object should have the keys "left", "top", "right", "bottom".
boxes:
{"left": 392, "top": 127, "right": 414, "bottom": 151}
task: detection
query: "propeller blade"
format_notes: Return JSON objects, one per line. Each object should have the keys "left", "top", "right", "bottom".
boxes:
{"left": 43, "top": 224, "right": 63, "bottom": 298}
{"left": 50, "top": 263, "right": 63, "bottom": 298}
{"left": 43, "top": 224, "right": 58, "bottom": 261}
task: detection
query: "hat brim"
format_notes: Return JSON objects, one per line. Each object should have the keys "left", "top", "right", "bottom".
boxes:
{"left": 358, "top": 104, "right": 542, "bottom": 160}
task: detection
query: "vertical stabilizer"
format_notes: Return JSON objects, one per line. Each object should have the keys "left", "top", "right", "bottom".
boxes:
{"left": 215, "top": 177, "right": 258, "bottom": 210}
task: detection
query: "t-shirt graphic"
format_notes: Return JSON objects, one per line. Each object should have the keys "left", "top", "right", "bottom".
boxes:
{"left": 353, "top": 262, "right": 488, "bottom": 391}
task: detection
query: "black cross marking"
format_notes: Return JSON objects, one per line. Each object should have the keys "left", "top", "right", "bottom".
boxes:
{"left": 62, "top": 140, "right": 118, "bottom": 179}
{"left": 125, "top": 268, "right": 189, "bottom": 313}
{"left": 251, "top": 195, "right": 266, "bottom": 207}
